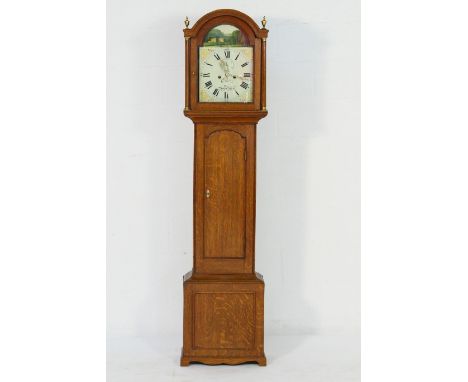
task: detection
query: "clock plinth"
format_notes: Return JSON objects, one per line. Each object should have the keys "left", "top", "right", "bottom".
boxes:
{"left": 181, "top": 9, "right": 269, "bottom": 366}
{"left": 181, "top": 272, "right": 266, "bottom": 366}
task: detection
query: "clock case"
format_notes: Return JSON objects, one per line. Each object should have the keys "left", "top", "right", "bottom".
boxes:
{"left": 181, "top": 9, "right": 269, "bottom": 366}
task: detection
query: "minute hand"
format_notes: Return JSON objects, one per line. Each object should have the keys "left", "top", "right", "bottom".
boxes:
{"left": 219, "top": 60, "right": 231, "bottom": 77}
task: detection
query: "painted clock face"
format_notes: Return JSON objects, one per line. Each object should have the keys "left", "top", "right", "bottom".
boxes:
{"left": 199, "top": 25, "right": 253, "bottom": 103}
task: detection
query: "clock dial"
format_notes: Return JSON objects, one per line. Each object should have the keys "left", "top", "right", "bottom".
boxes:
{"left": 199, "top": 46, "right": 253, "bottom": 103}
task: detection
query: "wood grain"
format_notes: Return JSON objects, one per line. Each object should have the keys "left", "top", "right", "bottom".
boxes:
{"left": 194, "top": 292, "right": 255, "bottom": 349}
{"left": 204, "top": 130, "right": 246, "bottom": 259}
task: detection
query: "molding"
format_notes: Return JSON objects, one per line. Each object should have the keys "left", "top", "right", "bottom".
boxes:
{"left": 181, "top": 352, "right": 267, "bottom": 366}
{"left": 183, "top": 271, "right": 265, "bottom": 284}
{"left": 184, "top": 110, "right": 268, "bottom": 124}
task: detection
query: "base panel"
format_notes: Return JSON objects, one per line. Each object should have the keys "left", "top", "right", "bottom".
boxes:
{"left": 182, "top": 272, "right": 266, "bottom": 367}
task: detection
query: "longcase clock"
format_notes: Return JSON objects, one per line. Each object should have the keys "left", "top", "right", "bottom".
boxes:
{"left": 180, "top": 9, "right": 269, "bottom": 366}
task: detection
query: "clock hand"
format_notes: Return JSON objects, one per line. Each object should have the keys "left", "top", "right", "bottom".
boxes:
{"left": 220, "top": 59, "right": 237, "bottom": 80}
{"left": 219, "top": 60, "right": 228, "bottom": 73}
{"left": 218, "top": 60, "right": 230, "bottom": 81}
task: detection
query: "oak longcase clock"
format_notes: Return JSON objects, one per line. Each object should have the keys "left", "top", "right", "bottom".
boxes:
{"left": 181, "top": 9, "right": 268, "bottom": 366}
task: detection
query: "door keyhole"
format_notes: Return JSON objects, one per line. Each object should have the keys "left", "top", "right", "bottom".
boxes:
{"left": 206, "top": 189, "right": 211, "bottom": 198}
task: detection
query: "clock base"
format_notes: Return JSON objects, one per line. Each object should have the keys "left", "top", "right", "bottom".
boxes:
{"left": 180, "top": 351, "right": 267, "bottom": 366}
{"left": 181, "top": 272, "right": 266, "bottom": 366}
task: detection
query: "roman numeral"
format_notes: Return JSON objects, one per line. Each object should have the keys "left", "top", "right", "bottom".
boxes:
{"left": 241, "top": 62, "right": 248, "bottom": 67}
{"left": 235, "top": 90, "right": 240, "bottom": 96}
{"left": 205, "top": 81, "right": 212, "bottom": 89}
{"left": 201, "top": 73, "right": 210, "bottom": 77}
{"left": 205, "top": 61, "right": 213, "bottom": 66}
{"left": 235, "top": 53, "right": 240, "bottom": 60}
{"left": 224, "top": 50, "right": 230, "bottom": 58}
{"left": 244, "top": 73, "right": 251, "bottom": 77}
{"left": 224, "top": 91, "right": 228, "bottom": 99}
{"left": 213, "top": 88, "right": 219, "bottom": 96}
{"left": 214, "top": 53, "right": 220, "bottom": 60}
{"left": 240, "top": 82, "right": 249, "bottom": 89}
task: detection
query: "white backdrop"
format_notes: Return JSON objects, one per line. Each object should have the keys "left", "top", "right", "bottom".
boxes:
{"left": 107, "top": 0, "right": 360, "bottom": 341}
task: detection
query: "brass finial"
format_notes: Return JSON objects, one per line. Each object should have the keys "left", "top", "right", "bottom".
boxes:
{"left": 261, "top": 16, "right": 267, "bottom": 28}
{"left": 184, "top": 16, "right": 190, "bottom": 28}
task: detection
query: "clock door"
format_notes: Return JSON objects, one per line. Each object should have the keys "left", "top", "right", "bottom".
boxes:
{"left": 194, "top": 124, "right": 255, "bottom": 274}
{"left": 204, "top": 130, "right": 246, "bottom": 259}
{"left": 188, "top": 19, "right": 262, "bottom": 112}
